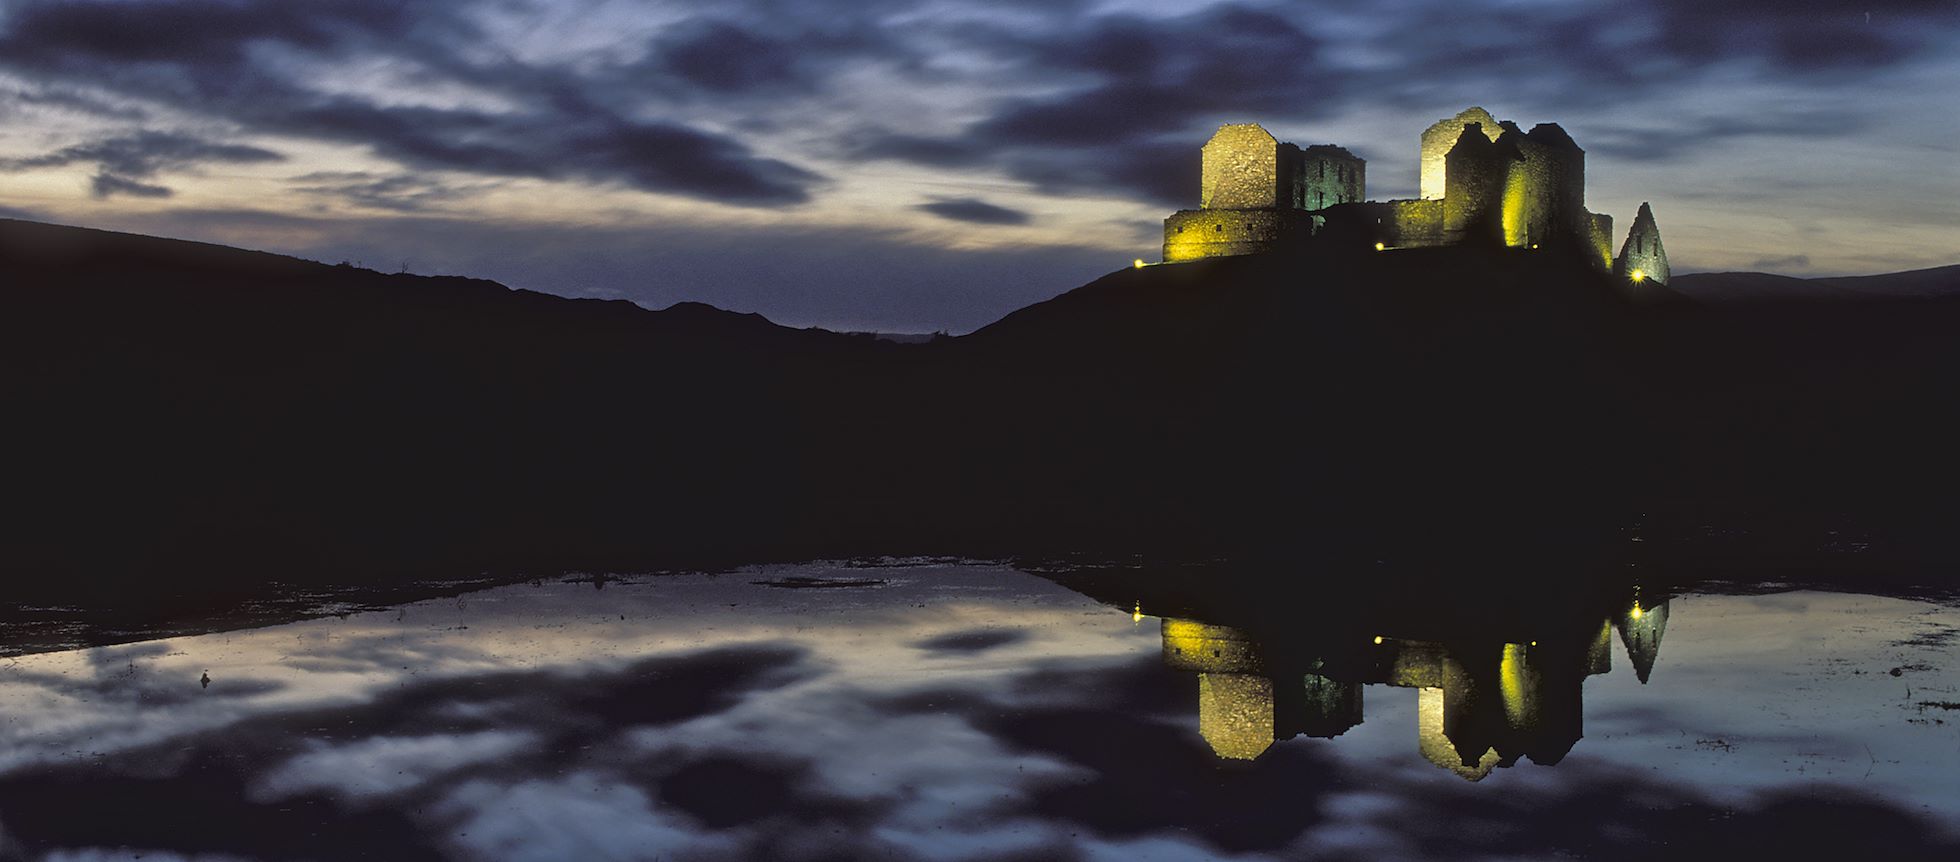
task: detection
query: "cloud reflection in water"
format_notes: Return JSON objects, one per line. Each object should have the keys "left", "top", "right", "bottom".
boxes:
{"left": 0, "top": 564, "right": 1953, "bottom": 860}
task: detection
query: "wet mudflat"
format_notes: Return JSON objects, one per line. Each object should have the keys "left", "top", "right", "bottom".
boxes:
{"left": 0, "top": 562, "right": 1956, "bottom": 860}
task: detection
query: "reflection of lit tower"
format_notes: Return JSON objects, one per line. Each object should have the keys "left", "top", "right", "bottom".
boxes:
{"left": 1164, "top": 620, "right": 1273, "bottom": 760}
{"left": 1418, "top": 688, "right": 1501, "bottom": 781}
{"left": 1394, "top": 644, "right": 1504, "bottom": 781}
{"left": 1162, "top": 620, "right": 1364, "bottom": 760}
{"left": 1616, "top": 598, "right": 1669, "bottom": 683}
{"left": 1494, "top": 642, "right": 1583, "bottom": 766}
{"left": 1200, "top": 674, "right": 1276, "bottom": 760}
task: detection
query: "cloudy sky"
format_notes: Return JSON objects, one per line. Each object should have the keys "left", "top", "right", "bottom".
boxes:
{"left": 1, "top": 0, "right": 1956, "bottom": 331}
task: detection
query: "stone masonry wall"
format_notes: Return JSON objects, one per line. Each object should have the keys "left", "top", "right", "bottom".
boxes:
{"left": 1201, "top": 123, "right": 1281, "bottom": 209}
{"left": 1163, "top": 208, "right": 1316, "bottom": 261}
{"left": 1390, "top": 199, "right": 1447, "bottom": 246}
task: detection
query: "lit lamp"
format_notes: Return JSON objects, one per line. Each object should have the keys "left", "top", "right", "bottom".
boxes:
{"left": 1133, "top": 259, "right": 1146, "bottom": 269}
{"left": 1630, "top": 269, "right": 1646, "bottom": 283}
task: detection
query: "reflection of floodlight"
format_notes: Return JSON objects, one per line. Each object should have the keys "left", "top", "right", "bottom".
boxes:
{"left": 1133, "top": 259, "right": 1146, "bottom": 269}
{"left": 1374, "top": 242, "right": 1386, "bottom": 252}
{"left": 1630, "top": 269, "right": 1646, "bottom": 283}
{"left": 1132, "top": 601, "right": 1144, "bottom": 623}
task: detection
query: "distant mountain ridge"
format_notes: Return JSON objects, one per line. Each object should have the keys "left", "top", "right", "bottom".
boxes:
{"left": 1671, "top": 264, "right": 1960, "bottom": 302}
{"left": 0, "top": 217, "right": 848, "bottom": 340}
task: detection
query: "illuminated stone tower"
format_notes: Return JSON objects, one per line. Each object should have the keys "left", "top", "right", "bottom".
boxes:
{"left": 1614, "top": 202, "right": 1670, "bottom": 286}
{"left": 1497, "top": 123, "right": 1588, "bottom": 250}
{"left": 1421, "top": 107, "right": 1501, "bottom": 201}
{"left": 1295, "top": 144, "right": 1366, "bottom": 210}
{"left": 1201, "top": 123, "right": 1283, "bottom": 209}
{"left": 1442, "top": 123, "right": 1515, "bottom": 245}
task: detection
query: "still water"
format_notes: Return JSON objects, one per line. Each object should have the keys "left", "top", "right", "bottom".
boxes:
{"left": 0, "top": 562, "right": 1956, "bottom": 860}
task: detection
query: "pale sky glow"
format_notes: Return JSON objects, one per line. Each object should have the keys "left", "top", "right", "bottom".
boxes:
{"left": 1, "top": 0, "right": 1956, "bottom": 330}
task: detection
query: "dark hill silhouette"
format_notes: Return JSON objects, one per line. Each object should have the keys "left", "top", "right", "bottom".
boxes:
{"left": 1671, "top": 264, "right": 1960, "bottom": 302}
{"left": 1, "top": 218, "right": 896, "bottom": 608}
{"left": 6, "top": 217, "right": 1960, "bottom": 621}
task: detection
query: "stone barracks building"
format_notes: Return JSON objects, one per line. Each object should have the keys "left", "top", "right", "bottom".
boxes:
{"left": 1162, "top": 107, "right": 1669, "bottom": 285}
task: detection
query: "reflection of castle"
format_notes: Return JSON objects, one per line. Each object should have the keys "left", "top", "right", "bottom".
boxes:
{"left": 1161, "top": 106, "right": 1669, "bottom": 286}
{"left": 1159, "top": 597, "right": 1668, "bottom": 780}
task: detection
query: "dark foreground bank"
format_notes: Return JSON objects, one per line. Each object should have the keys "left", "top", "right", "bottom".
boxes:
{"left": 6, "top": 218, "right": 1960, "bottom": 613}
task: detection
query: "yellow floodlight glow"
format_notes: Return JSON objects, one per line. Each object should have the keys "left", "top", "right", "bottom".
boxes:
{"left": 1374, "top": 242, "right": 1386, "bottom": 252}
{"left": 1631, "top": 601, "right": 1644, "bottom": 619}
{"left": 1372, "top": 635, "right": 1384, "bottom": 645}
{"left": 1133, "top": 258, "right": 1146, "bottom": 269}
{"left": 1132, "top": 601, "right": 1144, "bottom": 623}
{"left": 1630, "top": 269, "right": 1646, "bottom": 283}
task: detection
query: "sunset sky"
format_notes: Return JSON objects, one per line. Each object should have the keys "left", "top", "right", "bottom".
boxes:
{"left": 2, "top": 0, "right": 1956, "bottom": 332}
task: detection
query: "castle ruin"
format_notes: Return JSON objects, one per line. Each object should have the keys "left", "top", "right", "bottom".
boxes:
{"left": 1161, "top": 107, "right": 1667, "bottom": 284}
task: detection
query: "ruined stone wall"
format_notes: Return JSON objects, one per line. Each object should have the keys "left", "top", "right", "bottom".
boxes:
{"left": 1391, "top": 199, "right": 1447, "bottom": 247}
{"left": 1201, "top": 123, "right": 1281, "bottom": 209}
{"left": 1420, "top": 107, "right": 1501, "bottom": 201}
{"left": 1614, "top": 202, "right": 1669, "bottom": 284}
{"left": 1300, "top": 145, "right": 1365, "bottom": 210}
{"left": 1443, "top": 124, "right": 1514, "bottom": 245}
{"left": 1163, "top": 208, "right": 1315, "bottom": 261}
{"left": 1315, "top": 199, "right": 1444, "bottom": 250}
{"left": 1587, "top": 212, "right": 1615, "bottom": 271}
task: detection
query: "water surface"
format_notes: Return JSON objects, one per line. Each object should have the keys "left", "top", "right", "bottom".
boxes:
{"left": 0, "top": 563, "right": 1956, "bottom": 860}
